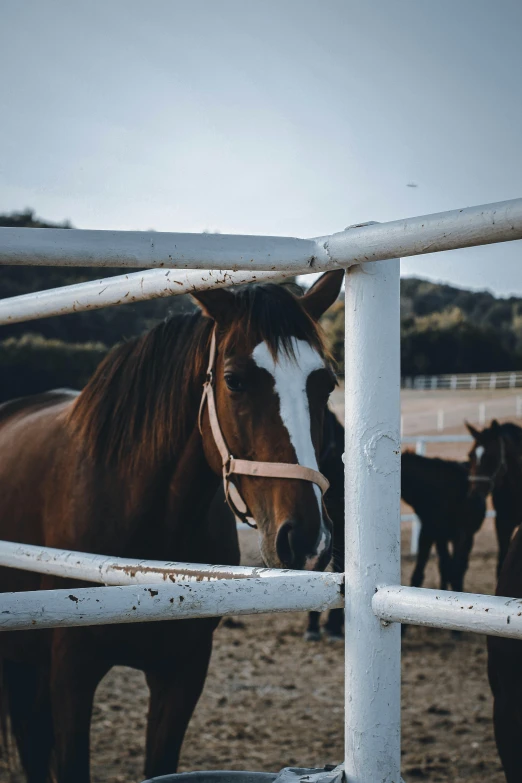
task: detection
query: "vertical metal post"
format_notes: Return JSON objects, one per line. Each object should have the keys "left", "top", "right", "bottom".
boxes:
{"left": 479, "top": 402, "right": 486, "bottom": 425}
{"left": 437, "top": 409, "right": 444, "bottom": 432}
{"left": 344, "top": 259, "right": 401, "bottom": 783}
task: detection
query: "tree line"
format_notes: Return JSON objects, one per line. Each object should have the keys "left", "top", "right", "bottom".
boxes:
{"left": 322, "top": 277, "right": 522, "bottom": 377}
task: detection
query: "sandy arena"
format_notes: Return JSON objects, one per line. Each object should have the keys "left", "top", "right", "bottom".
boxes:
{"left": 1, "top": 388, "right": 520, "bottom": 783}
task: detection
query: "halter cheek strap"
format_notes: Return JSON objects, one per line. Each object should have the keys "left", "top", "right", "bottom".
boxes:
{"left": 198, "top": 327, "right": 330, "bottom": 528}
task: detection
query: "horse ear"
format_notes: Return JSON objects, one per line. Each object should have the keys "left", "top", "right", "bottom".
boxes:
{"left": 491, "top": 419, "right": 500, "bottom": 432}
{"left": 191, "top": 288, "right": 236, "bottom": 323}
{"left": 465, "top": 420, "right": 482, "bottom": 441}
{"left": 301, "top": 270, "right": 344, "bottom": 321}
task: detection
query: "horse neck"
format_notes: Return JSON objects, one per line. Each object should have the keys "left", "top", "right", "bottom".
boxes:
{"left": 68, "top": 316, "right": 224, "bottom": 555}
{"left": 504, "top": 440, "right": 522, "bottom": 493}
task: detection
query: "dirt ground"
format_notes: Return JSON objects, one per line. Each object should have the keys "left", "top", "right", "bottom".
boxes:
{"left": 1, "top": 391, "right": 519, "bottom": 783}
{"left": 0, "top": 521, "right": 504, "bottom": 783}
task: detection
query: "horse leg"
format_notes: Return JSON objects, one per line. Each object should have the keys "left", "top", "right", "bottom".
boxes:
{"left": 2, "top": 660, "right": 53, "bottom": 783}
{"left": 50, "top": 634, "right": 109, "bottom": 783}
{"left": 410, "top": 527, "right": 432, "bottom": 588}
{"left": 305, "top": 611, "right": 322, "bottom": 642}
{"left": 323, "top": 608, "right": 344, "bottom": 641}
{"left": 488, "top": 636, "right": 522, "bottom": 782}
{"left": 435, "top": 538, "right": 452, "bottom": 591}
{"left": 451, "top": 535, "right": 473, "bottom": 594}
{"left": 404, "top": 527, "right": 433, "bottom": 637}
{"left": 144, "top": 633, "right": 213, "bottom": 778}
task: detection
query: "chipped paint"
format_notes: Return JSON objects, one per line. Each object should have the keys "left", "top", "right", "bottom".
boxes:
{"left": 0, "top": 575, "right": 343, "bottom": 632}
{"left": 373, "top": 586, "right": 522, "bottom": 639}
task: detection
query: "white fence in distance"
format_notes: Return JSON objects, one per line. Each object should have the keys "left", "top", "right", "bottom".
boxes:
{"left": 401, "top": 393, "right": 522, "bottom": 436}
{"left": 403, "top": 370, "right": 522, "bottom": 391}
{"left": 1, "top": 197, "right": 522, "bottom": 782}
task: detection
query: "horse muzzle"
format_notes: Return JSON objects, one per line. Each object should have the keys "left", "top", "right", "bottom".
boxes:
{"left": 276, "top": 519, "right": 332, "bottom": 571}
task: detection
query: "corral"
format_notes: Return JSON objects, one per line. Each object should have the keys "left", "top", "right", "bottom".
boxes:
{"left": 0, "top": 200, "right": 522, "bottom": 783}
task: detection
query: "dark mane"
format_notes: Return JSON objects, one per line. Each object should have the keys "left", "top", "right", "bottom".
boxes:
{"left": 69, "top": 311, "right": 209, "bottom": 472}
{"left": 224, "top": 283, "right": 325, "bottom": 360}
{"left": 499, "top": 422, "right": 522, "bottom": 444}
{"left": 69, "top": 283, "right": 325, "bottom": 471}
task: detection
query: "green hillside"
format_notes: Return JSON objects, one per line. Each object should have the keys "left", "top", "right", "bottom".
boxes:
{"left": 322, "top": 277, "right": 522, "bottom": 376}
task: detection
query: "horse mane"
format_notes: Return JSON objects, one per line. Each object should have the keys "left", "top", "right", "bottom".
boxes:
{"left": 499, "top": 421, "right": 522, "bottom": 445}
{"left": 69, "top": 283, "right": 325, "bottom": 472}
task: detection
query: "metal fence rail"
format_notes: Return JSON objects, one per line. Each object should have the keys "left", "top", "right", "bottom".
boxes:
{"left": 0, "top": 541, "right": 311, "bottom": 584}
{"left": 0, "top": 574, "right": 343, "bottom": 632}
{"left": 1, "top": 198, "right": 522, "bottom": 325}
{"left": 0, "top": 268, "right": 294, "bottom": 326}
{"left": 373, "top": 586, "right": 522, "bottom": 639}
{"left": 1, "top": 197, "right": 522, "bottom": 782}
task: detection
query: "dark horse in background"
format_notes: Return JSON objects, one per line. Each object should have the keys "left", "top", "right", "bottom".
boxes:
{"left": 467, "top": 420, "right": 522, "bottom": 575}
{"left": 466, "top": 420, "right": 522, "bottom": 782}
{"left": 401, "top": 451, "right": 486, "bottom": 593}
{"left": 276, "top": 419, "right": 487, "bottom": 641}
{"left": 0, "top": 271, "right": 343, "bottom": 783}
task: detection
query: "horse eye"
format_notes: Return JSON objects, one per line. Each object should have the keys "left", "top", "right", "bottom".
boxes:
{"left": 224, "top": 373, "right": 246, "bottom": 393}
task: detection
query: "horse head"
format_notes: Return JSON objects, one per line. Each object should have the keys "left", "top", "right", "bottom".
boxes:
{"left": 192, "top": 270, "right": 344, "bottom": 571}
{"left": 466, "top": 419, "right": 507, "bottom": 498}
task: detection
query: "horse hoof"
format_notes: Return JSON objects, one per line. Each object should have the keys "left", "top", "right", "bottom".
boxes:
{"left": 323, "top": 629, "right": 344, "bottom": 643}
{"left": 304, "top": 630, "right": 322, "bottom": 642}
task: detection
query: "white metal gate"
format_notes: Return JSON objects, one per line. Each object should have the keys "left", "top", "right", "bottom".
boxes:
{"left": 1, "top": 197, "right": 522, "bottom": 782}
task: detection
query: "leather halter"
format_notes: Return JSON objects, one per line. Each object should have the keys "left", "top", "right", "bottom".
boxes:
{"left": 198, "top": 326, "right": 330, "bottom": 528}
{"left": 468, "top": 437, "right": 506, "bottom": 488}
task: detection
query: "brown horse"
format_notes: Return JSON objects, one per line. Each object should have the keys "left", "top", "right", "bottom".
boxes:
{"left": 467, "top": 420, "right": 522, "bottom": 574}
{"left": 0, "top": 270, "right": 343, "bottom": 783}
{"left": 466, "top": 421, "right": 522, "bottom": 781}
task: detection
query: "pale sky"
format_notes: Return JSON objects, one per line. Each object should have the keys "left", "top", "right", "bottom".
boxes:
{"left": 1, "top": 0, "right": 521, "bottom": 295}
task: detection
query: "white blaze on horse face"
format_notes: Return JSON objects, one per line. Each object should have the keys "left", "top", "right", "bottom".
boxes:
{"left": 476, "top": 445, "right": 485, "bottom": 465}
{"left": 252, "top": 338, "right": 330, "bottom": 568}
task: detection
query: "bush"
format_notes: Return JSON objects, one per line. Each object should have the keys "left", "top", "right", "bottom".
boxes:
{"left": 0, "top": 334, "right": 108, "bottom": 403}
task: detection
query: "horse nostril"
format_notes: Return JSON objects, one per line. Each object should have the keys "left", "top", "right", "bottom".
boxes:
{"left": 276, "top": 520, "right": 297, "bottom": 567}
{"left": 276, "top": 520, "right": 331, "bottom": 570}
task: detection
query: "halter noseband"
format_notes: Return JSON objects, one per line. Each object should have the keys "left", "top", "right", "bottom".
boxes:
{"left": 198, "top": 326, "right": 330, "bottom": 528}
{"left": 468, "top": 437, "right": 506, "bottom": 489}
